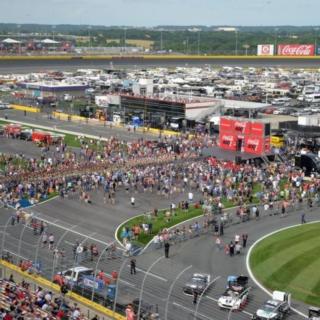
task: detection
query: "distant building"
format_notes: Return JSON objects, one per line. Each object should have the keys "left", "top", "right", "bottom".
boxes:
{"left": 17, "top": 81, "right": 88, "bottom": 98}
{"left": 215, "top": 27, "right": 237, "bottom": 32}
{"left": 120, "top": 93, "right": 220, "bottom": 125}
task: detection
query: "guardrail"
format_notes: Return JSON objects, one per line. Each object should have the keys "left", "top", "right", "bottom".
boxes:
{"left": 140, "top": 196, "right": 320, "bottom": 253}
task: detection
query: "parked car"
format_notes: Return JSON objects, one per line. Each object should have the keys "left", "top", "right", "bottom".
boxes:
{"left": 20, "top": 129, "right": 33, "bottom": 141}
{"left": 263, "top": 107, "right": 277, "bottom": 114}
{"left": 0, "top": 102, "right": 10, "bottom": 109}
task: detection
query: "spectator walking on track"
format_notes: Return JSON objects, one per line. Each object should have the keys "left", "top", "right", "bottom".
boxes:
{"left": 193, "top": 290, "right": 198, "bottom": 305}
{"left": 48, "top": 234, "right": 54, "bottom": 250}
{"left": 301, "top": 212, "right": 306, "bottom": 224}
{"left": 164, "top": 242, "right": 170, "bottom": 258}
{"left": 242, "top": 234, "right": 248, "bottom": 248}
{"left": 130, "top": 258, "right": 136, "bottom": 275}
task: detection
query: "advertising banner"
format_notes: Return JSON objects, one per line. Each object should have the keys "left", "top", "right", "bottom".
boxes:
{"left": 219, "top": 133, "right": 236, "bottom": 151}
{"left": 277, "top": 44, "right": 315, "bottom": 56}
{"left": 244, "top": 136, "right": 264, "bottom": 155}
{"left": 234, "top": 120, "right": 251, "bottom": 135}
{"left": 250, "top": 122, "right": 264, "bottom": 136}
{"left": 257, "top": 44, "right": 274, "bottom": 56}
{"left": 220, "top": 118, "right": 235, "bottom": 133}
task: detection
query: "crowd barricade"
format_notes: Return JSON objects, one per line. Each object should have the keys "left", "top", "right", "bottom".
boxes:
{"left": 10, "top": 104, "right": 41, "bottom": 113}
{"left": 0, "top": 260, "right": 126, "bottom": 320}
{"left": 142, "top": 195, "right": 320, "bottom": 252}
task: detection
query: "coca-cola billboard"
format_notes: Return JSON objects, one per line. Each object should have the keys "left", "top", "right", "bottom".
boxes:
{"left": 277, "top": 44, "right": 315, "bottom": 56}
{"left": 257, "top": 44, "right": 274, "bottom": 56}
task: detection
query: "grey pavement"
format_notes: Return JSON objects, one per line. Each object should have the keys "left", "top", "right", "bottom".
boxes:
{"left": 0, "top": 199, "right": 318, "bottom": 320}
{"left": 1, "top": 58, "right": 320, "bottom": 74}
{"left": 0, "top": 109, "right": 156, "bottom": 141}
{"left": 0, "top": 108, "right": 318, "bottom": 320}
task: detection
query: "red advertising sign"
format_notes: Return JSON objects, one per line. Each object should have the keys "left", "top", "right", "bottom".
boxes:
{"left": 250, "top": 122, "right": 264, "bottom": 136}
{"left": 219, "top": 133, "right": 236, "bottom": 151}
{"left": 233, "top": 120, "right": 251, "bottom": 135}
{"left": 244, "top": 136, "right": 264, "bottom": 155}
{"left": 277, "top": 44, "right": 315, "bottom": 56}
{"left": 220, "top": 118, "right": 235, "bottom": 132}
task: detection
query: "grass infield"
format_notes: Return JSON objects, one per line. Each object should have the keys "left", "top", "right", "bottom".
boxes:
{"left": 250, "top": 222, "right": 320, "bottom": 307}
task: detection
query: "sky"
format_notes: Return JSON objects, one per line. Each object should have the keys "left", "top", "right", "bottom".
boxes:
{"left": 0, "top": 0, "right": 319, "bottom": 26}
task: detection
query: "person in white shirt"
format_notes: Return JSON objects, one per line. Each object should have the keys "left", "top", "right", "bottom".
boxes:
{"left": 48, "top": 234, "right": 54, "bottom": 250}
{"left": 72, "top": 308, "right": 81, "bottom": 319}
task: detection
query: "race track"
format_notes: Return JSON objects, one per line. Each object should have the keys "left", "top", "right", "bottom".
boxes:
{"left": 0, "top": 110, "right": 317, "bottom": 320}
{"left": 1, "top": 56, "right": 320, "bottom": 73}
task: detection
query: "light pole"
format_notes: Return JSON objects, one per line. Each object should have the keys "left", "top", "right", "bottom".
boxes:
{"left": 18, "top": 213, "right": 39, "bottom": 261}
{"left": 193, "top": 276, "right": 220, "bottom": 320}
{"left": 1, "top": 216, "right": 15, "bottom": 259}
{"left": 52, "top": 25, "right": 56, "bottom": 41}
{"left": 88, "top": 25, "right": 92, "bottom": 50}
{"left": 160, "top": 30, "right": 163, "bottom": 51}
{"left": 91, "top": 241, "right": 116, "bottom": 301}
{"left": 137, "top": 256, "right": 164, "bottom": 320}
{"left": 124, "top": 28, "right": 127, "bottom": 53}
{"left": 235, "top": 29, "right": 239, "bottom": 55}
{"left": 314, "top": 27, "right": 319, "bottom": 52}
{"left": 113, "top": 247, "right": 140, "bottom": 314}
{"left": 243, "top": 44, "right": 250, "bottom": 56}
{"left": 17, "top": 24, "right": 21, "bottom": 55}
{"left": 164, "top": 265, "right": 192, "bottom": 320}
{"left": 274, "top": 27, "right": 279, "bottom": 54}
{"left": 51, "top": 224, "right": 79, "bottom": 281}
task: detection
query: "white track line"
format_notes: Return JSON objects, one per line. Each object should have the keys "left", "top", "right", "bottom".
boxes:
{"left": 205, "top": 295, "right": 253, "bottom": 317}
{"left": 127, "top": 265, "right": 168, "bottom": 282}
{"left": 246, "top": 221, "right": 320, "bottom": 319}
{"left": 172, "top": 302, "right": 213, "bottom": 320}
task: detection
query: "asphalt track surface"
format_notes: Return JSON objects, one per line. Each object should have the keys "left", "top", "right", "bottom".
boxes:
{"left": 0, "top": 110, "right": 317, "bottom": 320}
{"left": 1, "top": 57, "right": 320, "bottom": 73}
{"left": 0, "top": 202, "right": 317, "bottom": 320}
{"left": 0, "top": 109, "right": 155, "bottom": 142}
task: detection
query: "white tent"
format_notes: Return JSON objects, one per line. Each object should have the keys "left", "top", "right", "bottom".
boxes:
{"left": 41, "top": 39, "right": 60, "bottom": 44}
{"left": 2, "top": 38, "right": 21, "bottom": 44}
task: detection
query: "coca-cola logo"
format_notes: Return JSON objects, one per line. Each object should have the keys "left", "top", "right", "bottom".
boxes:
{"left": 279, "top": 44, "right": 314, "bottom": 56}
{"left": 235, "top": 121, "right": 246, "bottom": 128}
{"left": 247, "top": 139, "right": 259, "bottom": 145}
{"left": 222, "top": 135, "right": 233, "bottom": 142}
{"left": 262, "top": 45, "right": 270, "bottom": 54}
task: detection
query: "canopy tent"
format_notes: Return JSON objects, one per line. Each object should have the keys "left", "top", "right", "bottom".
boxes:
{"left": 2, "top": 38, "right": 21, "bottom": 44}
{"left": 41, "top": 38, "right": 60, "bottom": 44}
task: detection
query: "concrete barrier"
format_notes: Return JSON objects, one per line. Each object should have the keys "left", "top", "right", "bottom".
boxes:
{"left": 10, "top": 104, "right": 40, "bottom": 113}
{"left": 0, "top": 259, "right": 126, "bottom": 320}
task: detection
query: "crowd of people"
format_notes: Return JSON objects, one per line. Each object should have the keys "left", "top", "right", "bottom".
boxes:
{"left": 2, "top": 131, "right": 320, "bottom": 214}
{"left": 0, "top": 276, "right": 87, "bottom": 319}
